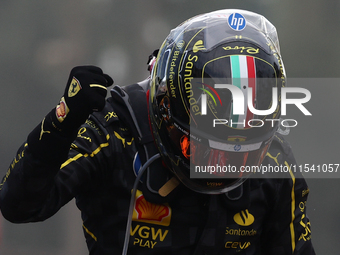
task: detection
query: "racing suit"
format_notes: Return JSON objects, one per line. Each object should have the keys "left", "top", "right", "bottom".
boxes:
{"left": 0, "top": 80, "right": 315, "bottom": 255}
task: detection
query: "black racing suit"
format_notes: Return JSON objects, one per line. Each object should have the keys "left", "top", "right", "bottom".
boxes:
{"left": 0, "top": 81, "right": 315, "bottom": 255}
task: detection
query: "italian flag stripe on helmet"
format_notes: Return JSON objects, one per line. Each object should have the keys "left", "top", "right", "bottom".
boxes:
{"left": 230, "top": 55, "right": 256, "bottom": 128}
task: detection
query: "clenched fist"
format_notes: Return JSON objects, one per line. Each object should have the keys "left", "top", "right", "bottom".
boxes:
{"left": 27, "top": 66, "right": 113, "bottom": 164}
{"left": 54, "top": 66, "right": 113, "bottom": 131}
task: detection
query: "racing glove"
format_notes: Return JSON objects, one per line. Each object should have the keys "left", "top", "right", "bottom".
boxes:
{"left": 54, "top": 65, "right": 114, "bottom": 132}
{"left": 27, "top": 66, "right": 113, "bottom": 165}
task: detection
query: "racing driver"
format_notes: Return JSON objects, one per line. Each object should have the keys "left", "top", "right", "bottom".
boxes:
{"left": 0, "top": 9, "right": 315, "bottom": 255}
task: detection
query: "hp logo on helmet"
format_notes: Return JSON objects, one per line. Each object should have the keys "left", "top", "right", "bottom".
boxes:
{"left": 228, "top": 13, "right": 246, "bottom": 31}
{"left": 234, "top": 145, "right": 242, "bottom": 152}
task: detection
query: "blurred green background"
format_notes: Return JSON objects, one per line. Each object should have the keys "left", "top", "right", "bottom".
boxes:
{"left": 0, "top": 0, "right": 339, "bottom": 254}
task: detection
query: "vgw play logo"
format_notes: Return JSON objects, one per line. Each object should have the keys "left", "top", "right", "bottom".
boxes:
{"left": 200, "top": 84, "right": 312, "bottom": 128}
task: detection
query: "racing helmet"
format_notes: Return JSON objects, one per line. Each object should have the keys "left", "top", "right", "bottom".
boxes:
{"left": 149, "top": 9, "right": 286, "bottom": 194}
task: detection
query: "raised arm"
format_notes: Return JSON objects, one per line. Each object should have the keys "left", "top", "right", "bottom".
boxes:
{"left": 0, "top": 66, "right": 113, "bottom": 222}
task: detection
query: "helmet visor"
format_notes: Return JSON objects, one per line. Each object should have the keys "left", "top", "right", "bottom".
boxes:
{"left": 184, "top": 135, "right": 270, "bottom": 179}
{"left": 167, "top": 119, "right": 273, "bottom": 180}
{"left": 164, "top": 123, "right": 272, "bottom": 194}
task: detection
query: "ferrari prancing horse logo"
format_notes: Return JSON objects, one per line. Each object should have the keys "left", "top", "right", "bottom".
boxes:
{"left": 68, "top": 77, "right": 82, "bottom": 97}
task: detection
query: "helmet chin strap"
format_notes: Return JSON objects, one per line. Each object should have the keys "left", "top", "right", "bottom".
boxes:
{"left": 158, "top": 176, "right": 180, "bottom": 197}
{"left": 122, "top": 153, "right": 161, "bottom": 255}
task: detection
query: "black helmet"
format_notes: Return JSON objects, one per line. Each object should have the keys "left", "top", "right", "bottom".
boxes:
{"left": 149, "top": 9, "right": 286, "bottom": 194}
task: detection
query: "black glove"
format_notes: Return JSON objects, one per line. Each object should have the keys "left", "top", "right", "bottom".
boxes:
{"left": 27, "top": 66, "right": 113, "bottom": 165}
{"left": 54, "top": 66, "right": 114, "bottom": 132}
